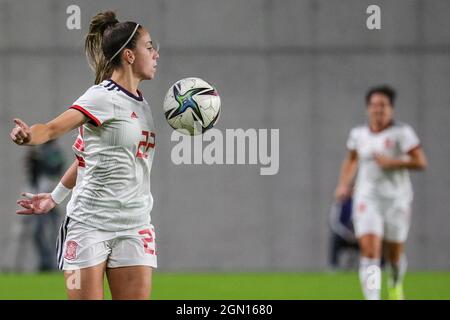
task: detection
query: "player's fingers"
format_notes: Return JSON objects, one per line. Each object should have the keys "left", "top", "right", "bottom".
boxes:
{"left": 10, "top": 128, "right": 26, "bottom": 144}
{"left": 13, "top": 118, "right": 23, "bottom": 127}
{"left": 17, "top": 201, "right": 33, "bottom": 209}
{"left": 14, "top": 118, "right": 29, "bottom": 130}
{"left": 17, "top": 200, "right": 33, "bottom": 209}
{"left": 15, "top": 127, "right": 29, "bottom": 140}
{"left": 16, "top": 200, "right": 35, "bottom": 214}
{"left": 16, "top": 208, "right": 35, "bottom": 215}
{"left": 22, "top": 192, "right": 35, "bottom": 199}
{"left": 11, "top": 126, "right": 22, "bottom": 138}
{"left": 13, "top": 138, "right": 23, "bottom": 145}
{"left": 10, "top": 131, "right": 20, "bottom": 142}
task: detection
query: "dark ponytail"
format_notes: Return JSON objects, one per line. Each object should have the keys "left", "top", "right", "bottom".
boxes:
{"left": 85, "top": 11, "right": 142, "bottom": 85}
{"left": 85, "top": 11, "right": 118, "bottom": 84}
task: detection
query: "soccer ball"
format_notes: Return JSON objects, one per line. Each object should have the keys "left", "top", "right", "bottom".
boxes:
{"left": 163, "top": 77, "right": 221, "bottom": 135}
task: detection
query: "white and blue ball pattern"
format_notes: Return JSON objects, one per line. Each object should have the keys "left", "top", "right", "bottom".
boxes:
{"left": 163, "top": 77, "right": 221, "bottom": 136}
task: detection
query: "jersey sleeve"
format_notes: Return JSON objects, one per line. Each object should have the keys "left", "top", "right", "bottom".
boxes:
{"left": 399, "top": 124, "right": 420, "bottom": 153}
{"left": 70, "top": 85, "right": 113, "bottom": 126}
{"left": 346, "top": 128, "right": 358, "bottom": 151}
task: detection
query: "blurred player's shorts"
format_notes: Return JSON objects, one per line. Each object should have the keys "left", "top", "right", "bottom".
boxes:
{"left": 352, "top": 194, "right": 412, "bottom": 242}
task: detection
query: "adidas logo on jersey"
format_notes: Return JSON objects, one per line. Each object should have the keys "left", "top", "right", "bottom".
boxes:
{"left": 131, "top": 112, "right": 139, "bottom": 119}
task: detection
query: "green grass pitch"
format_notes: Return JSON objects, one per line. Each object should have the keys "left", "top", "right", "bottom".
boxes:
{"left": 0, "top": 271, "right": 449, "bottom": 300}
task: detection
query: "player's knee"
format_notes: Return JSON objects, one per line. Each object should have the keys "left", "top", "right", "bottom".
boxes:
{"left": 361, "top": 251, "right": 378, "bottom": 259}
{"left": 360, "top": 244, "right": 380, "bottom": 259}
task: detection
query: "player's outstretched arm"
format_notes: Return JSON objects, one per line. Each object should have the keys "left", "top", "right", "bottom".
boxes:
{"left": 334, "top": 150, "right": 358, "bottom": 202}
{"left": 10, "top": 109, "right": 86, "bottom": 146}
{"left": 16, "top": 158, "right": 78, "bottom": 215}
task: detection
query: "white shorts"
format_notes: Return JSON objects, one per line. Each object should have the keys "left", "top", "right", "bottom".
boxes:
{"left": 56, "top": 217, "right": 157, "bottom": 271}
{"left": 352, "top": 194, "right": 412, "bottom": 242}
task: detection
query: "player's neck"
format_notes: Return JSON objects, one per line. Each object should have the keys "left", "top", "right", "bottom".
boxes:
{"left": 110, "top": 70, "right": 140, "bottom": 97}
{"left": 369, "top": 120, "right": 393, "bottom": 133}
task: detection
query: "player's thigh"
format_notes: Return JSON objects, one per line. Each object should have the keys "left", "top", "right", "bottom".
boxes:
{"left": 64, "top": 261, "right": 107, "bottom": 300}
{"left": 106, "top": 266, "right": 152, "bottom": 300}
{"left": 105, "top": 225, "right": 156, "bottom": 299}
{"left": 353, "top": 196, "right": 383, "bottom": 254}
{"left": 384, "top": 197, "right": 412, "bottom": 244}
{"left": 353, "top": 197, "right": 384, "bottom": 236}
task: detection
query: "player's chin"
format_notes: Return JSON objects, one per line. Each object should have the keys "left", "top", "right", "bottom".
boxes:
{"left": 372, "top": 114, "right": 384, "bottom": 122}
{"left": 143, "top": 69, "right": 157, "bottom": 80}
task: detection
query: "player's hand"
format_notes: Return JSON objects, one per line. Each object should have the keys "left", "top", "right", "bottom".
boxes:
{"left": 16, "top": 192, "right": 56, "bottom": 215}
{"left": 334, "top": 184, "right": 351, "bottom": 202}
{"left": 10, "top": 118, "right": 31, "bottom": 145}
{"left": 374, "top": 154, "right": 397, "bottom": 169}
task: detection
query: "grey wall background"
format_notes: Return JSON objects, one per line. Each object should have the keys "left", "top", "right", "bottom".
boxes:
{"left": 0, "top": 0, "right": 449, "bottom": 271}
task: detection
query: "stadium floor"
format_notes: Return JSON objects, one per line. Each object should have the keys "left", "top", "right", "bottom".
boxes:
{"left": 0, "top": 271, "right": 449, "bottom": 300}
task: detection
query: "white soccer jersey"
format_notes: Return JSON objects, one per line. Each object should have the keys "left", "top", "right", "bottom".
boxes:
{"left": 66, "top": 79, "right": 156, "bottom": 231}
{"left": 347, "top": 122, "right": 420, "bottom": 199}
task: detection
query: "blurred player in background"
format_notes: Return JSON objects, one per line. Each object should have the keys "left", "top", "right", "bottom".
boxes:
{"left": 334, "top": 85, "right": 427, "bottom": 300}
{"left": 328, "top": 193, "right": 359, "bottom": 270}
{"left": 25, "top": 141, "right": 65, "bottom": 271}
{"left": 10, "top": 11, "right": 159, "bottom": 299}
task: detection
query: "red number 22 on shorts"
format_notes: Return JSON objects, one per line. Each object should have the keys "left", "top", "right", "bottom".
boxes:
{"left": 138, "top": 228, "right": 156, "bottom": 255}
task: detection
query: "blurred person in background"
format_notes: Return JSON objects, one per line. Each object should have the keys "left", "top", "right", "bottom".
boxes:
{"left": 334, "top": 85, "right": 427, "bottom": 300}
{"left": 24, "top": 141, "right": 65, "bottom": 271}
{"left": 328, "top": 192, "right": 359, "bottom": 270}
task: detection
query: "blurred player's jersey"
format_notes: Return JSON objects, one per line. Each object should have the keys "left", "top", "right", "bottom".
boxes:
{"left": 66, "top": 79, "right": 156, "bottom": 231}
{"left": 347, "top": 122, "right": 420, "bottom": 199}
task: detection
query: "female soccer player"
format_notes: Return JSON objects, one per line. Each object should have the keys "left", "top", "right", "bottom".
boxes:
{"left": 11, "top": 11, "right": 159, "bottom": 300}
{"left": 334, "top": 86, "right": 427, "bottom": 300}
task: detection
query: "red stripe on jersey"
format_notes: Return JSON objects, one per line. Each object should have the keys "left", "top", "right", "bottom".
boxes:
{"left": 76, "top": 155, "right": 86, "bottom": 167}
{"left": 73, "top": 128, "right": 85, "bottom": 152}
{"left": 70, "top": 105, "right": 101, "bottom": 127}
{"left": 406, "top": 144, "right": 421, "bottom": 154}
{"left": 71, "top": 126, "right": 85, "bottom": 155}
{"left": 73, "top": 137, "right": 84, "bottom": 152}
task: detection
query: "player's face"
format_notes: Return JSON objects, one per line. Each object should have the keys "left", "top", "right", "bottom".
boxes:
{"left": 132, "top": 29, "right": 159, "bottom": 80}
{"left": 367, "top": 93, "right": 393, "bottom": 127}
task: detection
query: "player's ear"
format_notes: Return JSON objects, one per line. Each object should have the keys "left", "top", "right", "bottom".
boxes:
{"left": 123, "top": 48, "right": 135, "bottom": 64}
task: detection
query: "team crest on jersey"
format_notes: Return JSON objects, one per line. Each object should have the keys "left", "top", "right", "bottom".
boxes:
{"left": 357, "top": 202, "right": 366, "bottom": 214}
{"left": 384, "top": 138, "right": 394, "bottom": 149}
{"left": 64, "top": 240, "right": 78, "bottom": 260}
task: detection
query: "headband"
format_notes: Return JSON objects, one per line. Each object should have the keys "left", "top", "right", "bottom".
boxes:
{"left": 109, "top": 23, "right": 140, "bottom": 62}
